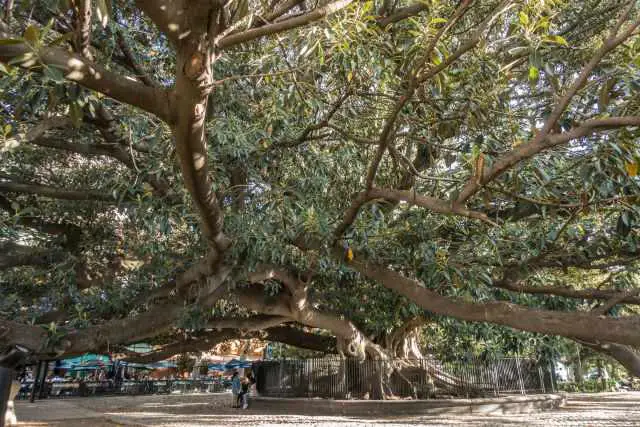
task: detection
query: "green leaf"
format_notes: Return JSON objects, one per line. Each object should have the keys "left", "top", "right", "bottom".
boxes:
{"left": 44, "top": 66, "right": 65, "bottom": 82}
{"left": 23, "top": 25, "right": 40, "bottom": 45}
{"left": 518, "top": 11, "right": 529, "bottom": 26}
{"left": 48, "top": 32, "right": 74, "bottom": 46}
{"left": 545, "top": 35, "right": 568, "bottom": 46}
{"left": 598, "top": 78, "right": 615, "bottom": 113}
{"left": 431, "top": 17, "right": 448, "bottom": 25}
{"left": 528, "top": 65, "right": 539, "bottom": 83}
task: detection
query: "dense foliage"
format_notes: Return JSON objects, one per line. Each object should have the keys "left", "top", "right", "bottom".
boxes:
{"left": 0, "top": 0, "right": 639, "bottom": 372}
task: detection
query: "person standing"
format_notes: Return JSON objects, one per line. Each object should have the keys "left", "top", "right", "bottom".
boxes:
{"left": 240, "top": 372, "right": 255, "bottom": 409}
{"left": 231, "top": 371, "right": 241, "bottom": 408}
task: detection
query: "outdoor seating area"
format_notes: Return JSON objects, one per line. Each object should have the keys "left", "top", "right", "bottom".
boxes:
{"left": 17, "top": 378, "right": 228, "bottom": 399}
{"left": 17, "top": 355, "right": 255, "bottom": 401}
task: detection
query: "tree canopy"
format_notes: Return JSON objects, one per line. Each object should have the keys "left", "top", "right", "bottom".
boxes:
{"left": 0, "top": 0, "right": 639, "bottom": 374}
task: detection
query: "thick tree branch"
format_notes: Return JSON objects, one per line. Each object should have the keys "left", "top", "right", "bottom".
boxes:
{"left": 349, "top": 258, "right": 640, "bottom": 347}
{"left": 217, "top": 0, "right": 354, "bottom": 49}
{"left": 495, "top": 280, "right": 640, "bottom": 306}
{"left": 0, "top": 247, "right": 67, "bottom": 269}
{"left": 240, "top": 272, "right": 385, "bottom": 359}
{"left": 134, "top": 0, "right": 188, "bottom": 46}
{"left": 125, "top": 325, "right": 336, "bottom": 363}
{"left": 0, "top": 319, "right": 47, "bottom": 352}
{"left": 579, "top": 341, "right": 640, "bottom": 377}
{"left": 333, "top": 186, "right": 495, "bottom": 243}
{"left": 206, "top": 315, "right": 289, "bottom": 331}
{"left": 0, "top": 181, "right": 121, "bottom": 203}
{"left": 0, "top": 23, "right": 173, "bottom": 123}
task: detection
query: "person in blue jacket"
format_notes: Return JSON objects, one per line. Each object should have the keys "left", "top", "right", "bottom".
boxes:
{"left": 231, "top": 371, "right": 241, "bottom": 408}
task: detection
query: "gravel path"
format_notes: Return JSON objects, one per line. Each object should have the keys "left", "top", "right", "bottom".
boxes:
{"left": 15, "top": 391, "right": 640, "bottom": 426}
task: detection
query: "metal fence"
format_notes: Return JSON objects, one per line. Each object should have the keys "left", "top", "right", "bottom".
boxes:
{"left": 254, "top": 357, "right": 554, "bottom": 399}
{"left": 16, "top": 379, "right": 228, "bottom": 400}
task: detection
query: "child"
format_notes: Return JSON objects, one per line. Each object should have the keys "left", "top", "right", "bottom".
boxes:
{"left": 238, "top": 377, "right": 250, "bottom": 409}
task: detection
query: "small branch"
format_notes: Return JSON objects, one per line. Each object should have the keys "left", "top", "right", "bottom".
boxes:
{"left": 377, "top": 3, "right": 429, "bottom": 27}
{"left": 595, "top": 289, "right": 640, "bottom": 315}
{"left": 277, "top": 92, "right": 350, "bottom": 148}
{"left": 116, "top": 29, "right": 160, "bottom": 88}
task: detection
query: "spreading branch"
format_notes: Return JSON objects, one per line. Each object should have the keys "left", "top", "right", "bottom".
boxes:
{"left": 456, "top": 10, "right": 640, "bottom": 203}
{"left": 0, "top": 247, "right": 67, "bottom": 269}
{"left": 0, "top": 181, "right": 121, "bottom": 203}
{"left": 377, "top": 3, "right": 429, "bottom": 27}
{"left": 0, "top": 22, "right": 173, "bottom": 123}
{"left": 217, "top": 0, "right": 354, "bottom": 49}
{"left": 348, "top": 258, "right": 640, "bottom": 347}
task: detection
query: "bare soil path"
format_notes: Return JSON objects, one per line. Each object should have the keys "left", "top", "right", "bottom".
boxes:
{"left": 15, "top": 391, "right": 640, "bottom": 426}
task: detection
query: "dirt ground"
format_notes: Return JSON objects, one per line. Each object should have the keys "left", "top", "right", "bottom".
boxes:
{"left": 14, "top": 391, "right": 640, "bottom": 426}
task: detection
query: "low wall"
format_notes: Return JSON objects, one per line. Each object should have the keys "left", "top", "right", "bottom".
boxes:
{"left": 250, "top": 393, "right": 566, "bottom": 416}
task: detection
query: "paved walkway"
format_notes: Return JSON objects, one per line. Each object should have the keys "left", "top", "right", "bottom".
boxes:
{"left": 14, "top": 391, "right": 640, "bottom": 426}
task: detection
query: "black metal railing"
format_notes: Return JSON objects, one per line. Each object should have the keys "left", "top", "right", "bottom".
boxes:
{"left": 254, "top": 357, "right": 554, "bottom": 399}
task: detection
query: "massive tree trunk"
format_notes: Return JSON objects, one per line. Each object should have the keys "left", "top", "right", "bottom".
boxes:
{"left": 241, "top": 266, "right": 472, "bottom": 398}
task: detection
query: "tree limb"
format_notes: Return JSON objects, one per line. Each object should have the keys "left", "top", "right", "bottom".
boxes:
{"left": 0, "top": 181, "right": 121, "bottom": 203}
{"left": 0, "top": 248, "right": 67, "bottom": 269}
{"left": 134, "top": 0, "right": 188, "bottom": 47}
{"left": 217, "top": 0, "right": 354, "bottom": 49}
{"left": 348, "top": 258, "right": 640, "bottom": 347}
{"left": 115, "top": 29, "right": 160, "bottom": 88}
{"left": 456, "top": 11, "right": 640, "bottom": 203}
{"left": 377, "top": 3, "right": 429, "bottom": 27}
{"left": 0, "top": 23, "right": 173, "bottom": 123}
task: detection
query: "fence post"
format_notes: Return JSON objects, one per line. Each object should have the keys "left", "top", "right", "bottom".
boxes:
{"left": 515, "top": 357, "right": 526, "bottom": 395}
{"left": 30, "top": 361, "right": 42, "bottom": 403}
{"left": 539, "top": 366, "right": 546, "bottom": 393}
{"left": 548, "top": 360, "right": 556, "bottom": 393}
{"left": 279, "top": 359, "right": 283, "bottom": 396}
